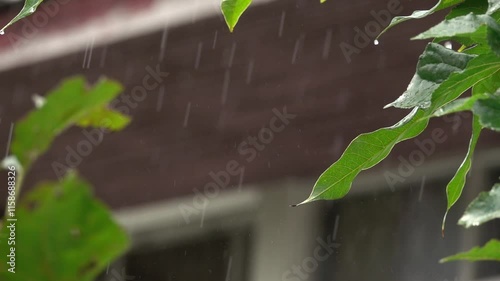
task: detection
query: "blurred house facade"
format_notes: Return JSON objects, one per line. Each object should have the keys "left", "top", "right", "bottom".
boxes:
{"left": 0, "top": 0, "right": 499, "bottom": 280}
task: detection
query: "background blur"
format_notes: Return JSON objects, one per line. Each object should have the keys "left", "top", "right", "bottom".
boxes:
{"left": 0, "top": 0, "right": 499, "bottom": 280}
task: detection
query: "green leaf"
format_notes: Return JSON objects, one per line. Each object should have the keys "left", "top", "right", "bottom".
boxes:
{"left": 444, "top": 4, "right": 500, "bottom": 55}
{"left": 436, "top": 65, "right": 500, "bottom": 230}
{"left": 464, "top": 40, "right": 496, "bottom": 54}
{"left": 221, "top": 0, "right": 252, "bottom": 32}
{"left": 452, "top": 26, "right": 492, "bottom": 55}
{"left": 77, "top": 107, "right": 131, "bottom": 131}
{"left": 441, "top": 239, "right": 500, "bottom": 262}
{"left": 302, "top": 9, "right": 500, "bottom": 206}
{"left": 430, "top": 53, "right": 500, "bottom": 112}
{"left": 446, "top": 0, "right": 488, "bottom": 19}
{"left": 472, "top": 69, "right": 500, "bottom": 94}
{"left": 433, "top": 95, "right": 488, "bottom": 116}
{"left": 385, "top": 43, "right": 475, "bottom": 109}
{"left": 413, "top": 14, "right": 499, "bottom": 40}
{"left": 376, "top": 0, "right": 465, "bottom": 40}
{"left": 414, "top": 13, "right": 500, "bottom": 55}
{"left": 10, "top": 76, "right": 128, "bottom": 171}
{"left": 488, "top": 22, "right": 500, "bottom": 55}
{"left": 459, "top": 184, "right": 500, "bottom": 227}
{"left": 442, "top": 116, "right": 482, "bottom": 230}
{"left": 1, "top": 0, "right": 44, "bottom": 33}
{"left": 301, "top": 53, "right": 499, "bottom": 205}
{"left": 298, "top": 108, "right": 430, "bottom": 204}
{"left": 472, "top": 93, "right": 500, "bottom": 130}
{"left": 487, "top": 0, "right": 500, "bottom": 14}
{"left": 0, "top": 172, "right": 130, "bottom": 280}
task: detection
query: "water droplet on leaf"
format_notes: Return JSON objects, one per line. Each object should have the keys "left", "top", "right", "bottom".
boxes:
{"left": 32, "top": 94, "right": 46, "bottom": 108}
{"left": 374, "top": 40, "right": 379, "bottom": 46}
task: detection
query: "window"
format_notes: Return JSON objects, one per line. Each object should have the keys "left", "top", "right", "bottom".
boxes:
{"left": 319, "top": 177, "right": 463, "bottom": 280}
{"left": 126, "top": 229, "right": 251, "bottom": 281}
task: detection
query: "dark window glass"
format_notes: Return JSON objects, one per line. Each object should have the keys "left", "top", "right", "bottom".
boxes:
{"left": 96, "top": 229, "right": 251, "bottom": 281}
{"left": 319, "top": 179, "right": 462, "bottom": 281}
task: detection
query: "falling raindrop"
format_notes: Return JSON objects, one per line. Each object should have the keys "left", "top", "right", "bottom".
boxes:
{"left": 228, "top": 42, "right": 237, "bottom": 68}
{"left": 5, "top": 123, "right": 14, "bottom": 158}
{"left": 332, "top": 215, "right": 340, "bottom": 240}
{"left": 82, "top": 38, "right": 95, "bottom": 69}
{"left": 444, "top": 41, "right": 453, "bottom": 49}
{"left": 195, "top": 42, "right": 203, "bottom": 69}
{"left": 322, "top": 29, "right": 332, "bottom": 60}
{"left": 156, "top": 86, "right": 165, "bottom": 112}
{"left": 99, "top": 45, "right": 108, "bottom": 68}
{"left": 159, "top": 27, "right": 168, "bottom": 62}
{"left": 225, "top": 256, "right": 233, "bottom": 281}
{"left": 246, "top": 59, "right": 254, "bottom": 84}
{"left": 0, "top": 30, "right": 4, "bottom": 36}
{"left": 212, "top": 30, "right": 218, "bottom": 49}
{"left": 183, "top": 102, "right": 192, "bottom": 128}
{"left": 221, "top": 70, "right": 230, "bottom": 104}
{"left": 374, "top": 39, "right": 379, "bottom": 46}
{"left": 278, "top": 11, "right": 286, "bottom": 37}
{"left": 418, "top": 176, "right": 426, "bottom": 202}
{"left": 291, "top": 33, "right": 305, "bottom": 64}
{"left": 238, "top": 169, "right": 245, "bottom": 192}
